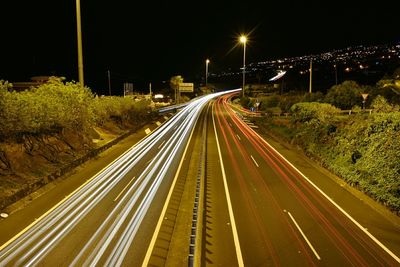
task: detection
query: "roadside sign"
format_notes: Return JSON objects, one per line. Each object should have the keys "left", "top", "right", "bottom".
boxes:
{"left": 179, "top": 83, "right": 194, "bottom": 92}
{"left": 361, "top": 93, "right": 369, "bottom": 100}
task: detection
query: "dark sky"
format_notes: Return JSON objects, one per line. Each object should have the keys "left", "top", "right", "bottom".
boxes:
{"left": 1, "top": 1, "right": 399, "bottom": 94}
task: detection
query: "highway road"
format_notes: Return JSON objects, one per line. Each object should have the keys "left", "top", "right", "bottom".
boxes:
{"left": 206, "top": 93, "right": 400, "bottom": 266}
{"left": 0, "top": 89, "right": 399, "bottom": 266}
{"left": 0, "top": 91, "right": 237, "bottom": 266}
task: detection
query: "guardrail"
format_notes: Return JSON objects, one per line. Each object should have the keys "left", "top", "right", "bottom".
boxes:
{"left": 157, "top": 103, "right": 189, "bottom": 113}
{"left": 188, "top": 110, "right": 207, "bottom": 267}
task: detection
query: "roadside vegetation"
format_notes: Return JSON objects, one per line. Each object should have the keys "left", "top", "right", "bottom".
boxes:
{"left": 0, "top": 77, "right": 152, "bottom": 139}
{"left": 247, "top": 69, "right": 400, "bottom": 214}
{"left": 0, "top": 77, "right": 154, "bottom": 209}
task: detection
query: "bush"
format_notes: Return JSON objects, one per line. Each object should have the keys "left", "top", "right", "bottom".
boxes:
{"left": 0, "top": 77, "right": 152, "bottom": 140}
{"left": 0, "top": 77, "right": 93, "bottom": 138}
{"left": 290, "top": 102, "right": 339, "bottom": 125}
{"left": 90, "top": 96, "right": 151, "bottom": 126}
{"left": 371, "top": 95, "right": 394, "bottom": 113}
{"left": 325, "top": 81, "right": 364, "bottom": 110}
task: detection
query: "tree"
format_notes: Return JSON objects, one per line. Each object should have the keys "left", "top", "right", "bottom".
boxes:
{"left": 375, "top": 73, "right": 400, "bottom": 106}
{"left": 371, "top": 95, "right": 393, "bottom": 113}
{"left": 325, "top": 81, "right": 363, "bottom": 110}
{"left": 290, "top": 102, "right": 339, "bottom": 125}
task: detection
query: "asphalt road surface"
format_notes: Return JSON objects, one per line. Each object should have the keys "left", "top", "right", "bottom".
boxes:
{"left": 0, "top": 89, "right": 399, "bottom": 266}
{"left": 0, "top": 92, "right": 232, "bottom": 266}
{"left": 206, "top": 93, "right": 400, "bottom": 266}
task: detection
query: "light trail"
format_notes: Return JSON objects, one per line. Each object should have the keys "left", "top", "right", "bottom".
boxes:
{"left": 216, "top": 92, "right": 400, "bottom": 266}
{"left": 0, "top": 89, "right": 240, "bottom": 266}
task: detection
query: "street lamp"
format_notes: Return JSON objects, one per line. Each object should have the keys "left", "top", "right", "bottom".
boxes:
{"left": 239, "top": 35, "right": 247, "bottom": 98}
{"left": 75, "top": 0, "right": 84, "bottom": 87}
{"left": 205, "top": 59, "right": 210, "bottom": 88}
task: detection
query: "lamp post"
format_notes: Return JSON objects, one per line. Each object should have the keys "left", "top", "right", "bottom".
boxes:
{"left": 334, "top": 63, "right": 338, "bottom": 85}
{"left": 240, "top": 35, "right": 247, "bottom": 98}
{"left": 76, "top": 0, "right": 84, "bottom": 87}
{"left": 309, "top": 58, "right": 312, "bottom": 94}
{"left": 205, "top": 59, "right": 210, "bottom": 88}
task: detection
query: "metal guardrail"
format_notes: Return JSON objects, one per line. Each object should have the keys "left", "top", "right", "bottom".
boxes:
{"left": 188, "top": 109, "right": 207, "bottom": 267}
{"left": 157, "top": 103, "right": 189, "bottom": 113}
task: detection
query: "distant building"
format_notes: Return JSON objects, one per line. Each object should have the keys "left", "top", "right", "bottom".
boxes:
{"left": 11, "top": 76, "right": 52, "bottom": 91}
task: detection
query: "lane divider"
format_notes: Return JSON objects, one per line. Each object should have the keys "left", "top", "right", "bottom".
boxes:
{"left": 157, "top": 140, "right": 166, "bottom": 149}
{"left": 250, "top": 155, "right": 259, "bottom": 168}
{"left": 113, "top": 176, "right": 136, "bottom": 202}
{"left": 212, "top": 102, "right": 244, "bottom": 267}
{"left": 284, "top": 210, "right": 321, "bottom": 260}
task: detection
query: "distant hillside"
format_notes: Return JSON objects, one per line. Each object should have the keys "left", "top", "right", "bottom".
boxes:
{"left": 210, "top": 42, "right": 400, "bottom": 93}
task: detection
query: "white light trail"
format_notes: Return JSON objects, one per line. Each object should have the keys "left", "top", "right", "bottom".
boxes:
{"left": 0, "top": 89, "right": 240, "bottom": 266}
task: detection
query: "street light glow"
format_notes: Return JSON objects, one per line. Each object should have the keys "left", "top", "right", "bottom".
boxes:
{"left": 205, "top": 59, "right": 210, "bottom": 88}
{"left": 239, "top": 35, "right": 247, "bottom": 98}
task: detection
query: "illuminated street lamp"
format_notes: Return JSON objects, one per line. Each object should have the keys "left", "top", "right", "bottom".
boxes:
{"left": 239, "top": 35, "right": 247, "bottom": 98}
{"left": 205, "top": 59, "right": 210, "bottom": 88}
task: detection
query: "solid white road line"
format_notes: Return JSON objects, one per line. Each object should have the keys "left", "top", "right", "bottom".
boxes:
{"left": 250, "top": 155, "right": 259, "bottom": 168}
{"left": 113, "top": 176, "right": 136, "bottom": 202}
{"left": 285, "top": 210, "right": 321, "bottom": 260}
{"left": 212, "top": 106, "right": 244, "bottom": 267}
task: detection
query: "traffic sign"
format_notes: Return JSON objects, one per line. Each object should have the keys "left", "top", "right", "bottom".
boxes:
{"left": 179, "top": 83, "right": 194, "bottom": 92}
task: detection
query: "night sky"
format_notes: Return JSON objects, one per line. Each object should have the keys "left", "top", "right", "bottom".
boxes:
{"left": 1, "top": 1, "right": 399, "bottom": 95}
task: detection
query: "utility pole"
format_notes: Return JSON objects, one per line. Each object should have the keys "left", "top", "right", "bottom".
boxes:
{"left": 309, "top": 58, "right": 313, "bottom": 94}
{"left": 107, "top": 70, "right": 111, "bottom": 95}
{"left": 149, "top": 82, "right": 152, "bottom": 96}
{"left": 241, "top": 37, "right": 247, "bottom": 98}
{"left": 334, "top": 63, "right": 338, "bottom": 85}
{"left": 76, "top": 0, "right": 84, "bottom": 87}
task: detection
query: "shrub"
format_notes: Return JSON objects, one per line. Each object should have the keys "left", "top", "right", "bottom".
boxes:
{"left": 290, "top": 102, "right": 339, "bottom": 125}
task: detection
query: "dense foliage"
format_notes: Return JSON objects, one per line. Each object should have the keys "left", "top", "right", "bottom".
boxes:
{"left": 263, "top": 101, "right": 400, "bottom": 213}
{"left": 0, "top": 77, "right": 151, "bottom": 140}
{"left": 325, "top": 112, "right": 400, "bottom": 210}
{"left": 324, "top": 81, "right": 364, "bottom": 109}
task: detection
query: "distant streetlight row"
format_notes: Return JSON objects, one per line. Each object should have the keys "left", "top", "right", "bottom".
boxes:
{"left": 204, "top": 34, "right": 248, "bottom": 98}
